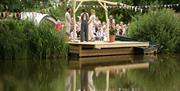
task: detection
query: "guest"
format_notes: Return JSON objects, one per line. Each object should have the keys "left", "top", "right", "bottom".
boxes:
{"left": 65, "top": 8, "right": 72, "bottom": 39}
{"left": 102, "top": 21, "right": 108, "bottom": 41}
{"left": 115, "top": 24, "right": 120, "bottom": 35}
{"left": 94, "top": 17, "right": 101, "bottom": 32}
{"left": 109, "top": 15, "right": 116, "bottom": 28}
{"left": 96, "top": 24, "right": 105, "bottom": 41}
{"left": 76, "top": 23, "right": 81, "bottom": 39}
{"left": 122, "top": 24, "right": 127, "bottom": 36}
{"left": 119, "top": 21, "right": 124, "bottom": 35}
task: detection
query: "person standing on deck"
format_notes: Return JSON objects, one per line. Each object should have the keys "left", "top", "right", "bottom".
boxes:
{"left": 65, "top": 7, "right": 72, "bottom": 40}
{"left": 80, "top": 9, "right": 89, "bottom": 42}
{"left": 88, "top": 9, "right": 96, "bottom": 41}
{"left": 108, "top": 15, "right": 116, "bottom": 29}
{"left": 94, "top": 17, "right": 101, "bottom": 32}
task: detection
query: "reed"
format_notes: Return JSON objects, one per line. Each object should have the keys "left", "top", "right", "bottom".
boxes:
{"left": 0, "top": 19, "right": 68, "bottom": 60}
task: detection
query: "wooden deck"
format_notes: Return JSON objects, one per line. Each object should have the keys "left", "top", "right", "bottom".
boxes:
{"left": 68, "top": 41, "right": 149, "bottom": 49}
{"left": 68, "top": 41, "right": 149, "bottom": 57}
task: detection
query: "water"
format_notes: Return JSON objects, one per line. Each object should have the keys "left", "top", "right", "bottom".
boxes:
{"left": 0, "top": 54, "right": 179, "bottom": 91}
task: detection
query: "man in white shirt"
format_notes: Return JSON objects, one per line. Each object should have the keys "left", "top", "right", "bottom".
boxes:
{"left": 65, "top": 8, "right": 72, "bottom": 39}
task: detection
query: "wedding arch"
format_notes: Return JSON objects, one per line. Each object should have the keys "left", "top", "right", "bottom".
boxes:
{"left": 71, "top": 0, "right": 132, "bottom": 41}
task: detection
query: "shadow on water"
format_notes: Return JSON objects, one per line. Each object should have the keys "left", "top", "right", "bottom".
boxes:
{"left": 0, "top": 54, "right": 179, "bottom": 91}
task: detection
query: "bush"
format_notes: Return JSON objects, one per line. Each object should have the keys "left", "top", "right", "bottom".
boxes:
{"left": 128, "top": 9, "right": 180, "bottom": 53}
{"left": 0, "top": 19, "right": 68, "bottom": 60}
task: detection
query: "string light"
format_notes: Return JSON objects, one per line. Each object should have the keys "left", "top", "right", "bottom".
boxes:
{"left": 76, "top": 3, "right": 180, "bottom": 13}
{"left": 0, "top": 3, "right": 179, "bottom": 18}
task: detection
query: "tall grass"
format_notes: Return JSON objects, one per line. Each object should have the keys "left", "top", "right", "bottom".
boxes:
{"left": 0, "top": 19, "right": 68, "bottom": 60}
{"left": 0, "top": 20, "right": 26, "bottom": 59}
{"left": 128, "top": 9, "right": 180, "bottom": 53}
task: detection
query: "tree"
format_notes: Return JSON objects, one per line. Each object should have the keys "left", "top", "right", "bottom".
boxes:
{"left": 0, "top": 0, "right": 50, "bottom": 12}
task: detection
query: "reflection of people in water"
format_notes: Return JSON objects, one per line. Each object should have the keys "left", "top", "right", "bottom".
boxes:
{"left": 65, "top": 70, "right": 75, "bottom": 91}
{"left": 81, "top": 70, "right": 95, "bottom": 91}
{"left": 88, "top": 71, "right": 95, "bottom": 91}
{"left": 81, "top": 70, "right": 88, "bottom": 91}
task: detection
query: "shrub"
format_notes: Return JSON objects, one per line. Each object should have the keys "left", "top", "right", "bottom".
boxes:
{"left": 0, "top": 19, "right": 68, "bottom": 60}
{"left": 128, "top": 9, "right": 180, "bottom": 53}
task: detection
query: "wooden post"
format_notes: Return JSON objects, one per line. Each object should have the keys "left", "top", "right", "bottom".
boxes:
{"left": 104, "top": 3, "right": 109, "bottom": 41}
{"left": 75, "top": 1, "right": 84, "bottom": 13}
{"left": 73, "top": 0, "right": 77, "bottom": 40}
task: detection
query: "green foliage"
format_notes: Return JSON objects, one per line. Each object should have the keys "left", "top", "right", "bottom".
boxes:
{"left": 47, "top": 4, "right": 66, "bottom": 21}
{"left": 0, "top": 19, "right": 68, "bottom": 60}
{"left": 109, "top": 28, "right": 116, "bottom": 35}
{"left": 128, "top": 9, "right": 180, "bottom": 53}
{"left": 0, "top": 20, "right": 26, "bottom": 59}
{"left": 0, "top": 0, "right": 51, "bottom": 12}
{"left": 109, "top": 8, "right": 137, "bottom": 24}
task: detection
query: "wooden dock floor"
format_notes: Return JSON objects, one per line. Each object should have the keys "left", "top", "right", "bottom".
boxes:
{"left": 68, "top": 41, "right": 149, "bottom": 49}
{"left": 68, "top": 41, "right": 149, "bottom": 57}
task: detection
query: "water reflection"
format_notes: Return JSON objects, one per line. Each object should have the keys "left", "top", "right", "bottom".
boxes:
{"left": 0, "top": 54, "right": 179, "bottom": 91}
{"left": 68, "top": 55, "right": 154, "bottom": 91}
{"left": 0, "top": 59, "right": 67, "bottom": 91}
{"left": 128, "top": 54, "right": 180, "bottom": 91}
{"left": 67, "top": 54, "right": 180, "bottom": 91}
{"left": 65, "top": 70, "right": 76, "bottom": 91}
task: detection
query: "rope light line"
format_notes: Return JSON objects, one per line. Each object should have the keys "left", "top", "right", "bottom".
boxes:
{"left": 67, "top": 3, "right": 179, "bottom": 12}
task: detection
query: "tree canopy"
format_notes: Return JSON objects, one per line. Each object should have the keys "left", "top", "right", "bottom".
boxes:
{"left": 0, "top": 0, "right": 50, "bottom": 11}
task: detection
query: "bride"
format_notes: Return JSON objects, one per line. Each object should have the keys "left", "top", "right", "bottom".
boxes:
{"left": 88, "top": 9, "right": 96, "bottom": 41}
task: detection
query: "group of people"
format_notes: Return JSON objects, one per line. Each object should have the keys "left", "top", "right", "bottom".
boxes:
{"left": 65, "top": 8, "right": 128, "bottom": 42}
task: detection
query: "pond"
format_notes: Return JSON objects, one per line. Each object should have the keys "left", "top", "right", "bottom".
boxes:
{"left": 0, "top": 54, "right": 179, "bottom": 91}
